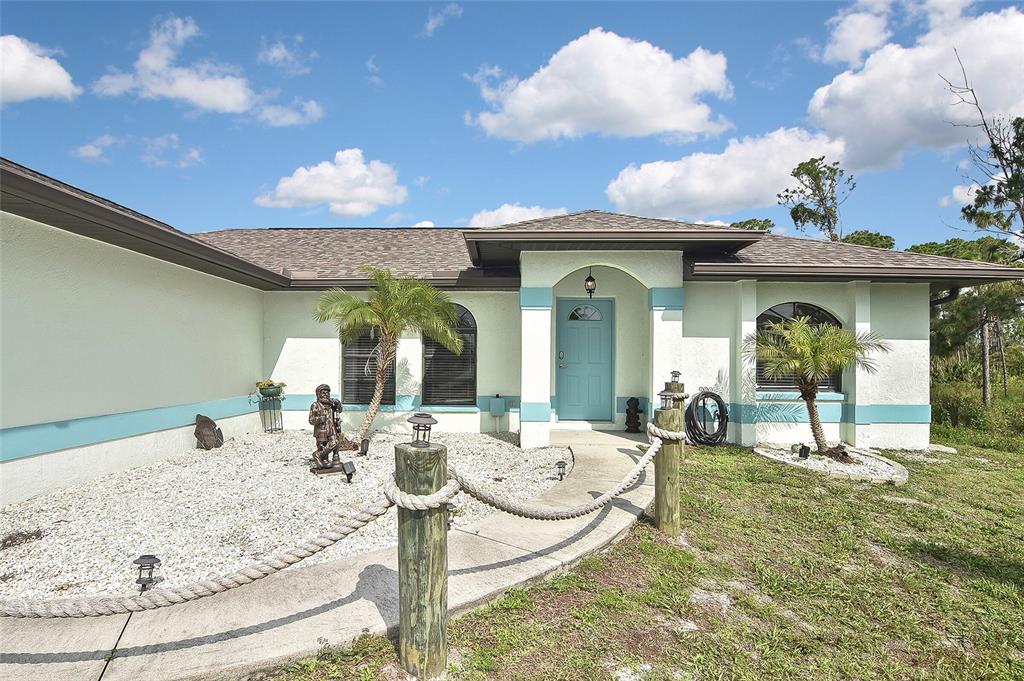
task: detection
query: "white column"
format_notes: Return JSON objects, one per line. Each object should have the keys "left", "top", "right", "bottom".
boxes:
{"left": 648, "top": 288, "right": 685, "bottom": 419}
{"left": 731, "top": 280, "right": 757, "bottom": 446}
{"left": 845, "top": 281, "right": 871, "bottom": 446}
{"left": 395, "top": 331, "right": 423, "bottom": 411}
{"left": 519, "top": 288, "right": 553, "bottom": 448}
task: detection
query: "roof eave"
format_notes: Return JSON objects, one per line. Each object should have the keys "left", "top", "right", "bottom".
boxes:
{"left": 686, "top": 262, "right": 1024, "bottom": 288}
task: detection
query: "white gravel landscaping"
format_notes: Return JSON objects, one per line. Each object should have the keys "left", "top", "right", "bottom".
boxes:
{"left": 0, "top": 431, "right": 571, "bottom": 600}
{"left": 752, "top": 444, "right": 908, "bottom": 485}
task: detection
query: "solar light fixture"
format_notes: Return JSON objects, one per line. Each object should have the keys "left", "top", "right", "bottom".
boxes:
{"left": 670, "top": 370, "right": 681, "bottom": 383}
{"left": 408, "top": 412, "right": 438, "bottom": 448}
{"left": 556, "top": 460, "right": 567, "bottom": 480}
{"left": 799, "top": 445, "right": 811, "bottom": 459}
{"left": 342, "top": 460, "right": 356, "bottom": 483}
{"left": 359, "top": 438, "right": 370, "bottom": 456}
{"left": 658, "top": 388, "right": 675, "bottom": 410}
{"left": 133, "top": 554, "right": 160, "bottom": 593}
{"left": 584, "top": 267, "right": 597, "bottom": 299}
{"left": 445, "top": 502, "right": 456, "bottom": 530}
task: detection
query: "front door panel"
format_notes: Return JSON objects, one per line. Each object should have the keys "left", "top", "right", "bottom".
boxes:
{"left": 556, "top": 299, "right": 613, "bottom": 420}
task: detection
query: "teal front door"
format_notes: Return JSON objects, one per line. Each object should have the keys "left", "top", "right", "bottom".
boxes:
{"left": 556, "top": 298, "right": 614, "bottom": 420}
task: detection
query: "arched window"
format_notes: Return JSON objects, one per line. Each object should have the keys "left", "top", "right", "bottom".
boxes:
{"left": 756, "top": 302, "right": 843, "bottom": 392}
{"left": 568, "top": 304, "right": 603, "bottom": 321}
{"left": 342, "top": 329, "right": 396, "bottom": 405}
{"left": 422, "top": 304, "right": 477, "bottom": 405}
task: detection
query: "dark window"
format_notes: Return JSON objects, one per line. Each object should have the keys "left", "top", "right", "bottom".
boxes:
{"left": 422, "top": 304, "right": 477, "bottom": 405}
{"left": 755, "top": 302, "right": 843, "bottom": 392}
{"left": 342, "top": 330, "right": 395, "bottom": 404}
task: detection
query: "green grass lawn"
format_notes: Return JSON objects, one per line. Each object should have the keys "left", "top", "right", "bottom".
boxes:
{"left": 273, "top": 437, "right": 1024, "bottom": 680}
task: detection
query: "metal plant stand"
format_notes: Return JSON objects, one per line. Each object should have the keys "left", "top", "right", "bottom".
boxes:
{"left": 252, "top": 395, "right": 284, "bottom": 433}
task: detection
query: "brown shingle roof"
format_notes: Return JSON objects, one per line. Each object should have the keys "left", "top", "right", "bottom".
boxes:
{"left": 477, "top": 209, "right": 730, "bottom": 232}
{"left": 194, "top": 227, "right": 475, "bottom": 280}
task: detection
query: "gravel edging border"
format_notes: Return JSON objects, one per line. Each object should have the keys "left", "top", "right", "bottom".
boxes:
{"left": 752, "top": 446, "right": 909, "bottom": 486}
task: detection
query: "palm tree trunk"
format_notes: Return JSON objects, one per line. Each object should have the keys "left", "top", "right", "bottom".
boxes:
{"left": 803, "top": 397, "right": 830, "bottom": 453}
{"left": 356, "top": 338, "right": 396, "bottom": 443}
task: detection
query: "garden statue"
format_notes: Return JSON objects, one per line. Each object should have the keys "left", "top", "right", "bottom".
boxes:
{"left": 625, "top": 397, "right": 642, "bottom": 433}
{"left": 194, "top": 414, "right": 224, "bottom": 450}
{"left": 309, "top": 384, "right": 357, "bottom": 472}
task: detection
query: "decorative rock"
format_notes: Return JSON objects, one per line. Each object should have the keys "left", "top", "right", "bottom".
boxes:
{"left": 194, "top": 414, "right": 224, "bottom": 450}
{"left": 0, "top": 431, "right": 570, "bottom": 600}
{"left": 752, "top": 444, "right": 908, "bottom": 486}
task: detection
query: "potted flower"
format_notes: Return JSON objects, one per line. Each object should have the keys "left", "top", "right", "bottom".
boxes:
{"left": 256, "top": 380, "right": 286, "bottom": 398}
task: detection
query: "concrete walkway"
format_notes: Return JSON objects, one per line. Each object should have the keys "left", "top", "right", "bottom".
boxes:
{"left": 0, "top": 430, "right": 652, "bottom": 681}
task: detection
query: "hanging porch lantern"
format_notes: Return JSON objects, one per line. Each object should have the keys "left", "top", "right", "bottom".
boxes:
{"left": 584, "top": 267, "right": 597, "bottom": 299}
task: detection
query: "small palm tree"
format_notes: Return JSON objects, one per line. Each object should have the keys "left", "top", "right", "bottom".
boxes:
{"left": 314, "top": 265, "right": 463, "bottom": 441}
{"left": 744, "top": 317, "right": 890, "bottom": 453}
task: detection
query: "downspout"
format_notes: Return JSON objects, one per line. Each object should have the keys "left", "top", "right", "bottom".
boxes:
{"left": 929, "top": 287, "right": 960, "bottom": 307}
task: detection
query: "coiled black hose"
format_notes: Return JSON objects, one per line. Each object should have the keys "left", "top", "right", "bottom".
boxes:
{"left": 685, "top": 391, "right": 729, "bottom": 445}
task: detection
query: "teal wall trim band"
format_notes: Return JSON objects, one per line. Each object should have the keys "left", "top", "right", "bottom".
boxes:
{"left": 648, "top": 287, "right": 685, "bottom": 310}
{"left": 520, "top": 287, "right": 553, "bottom": 309}
{"left": 615, "top": 396, "right": 649, "bottom": 413}
{"left": 521, "top": 401, "right": 552, "bottom": 422}
{"left": 727, "top": 401, "right": 931, "bottom": 425}
{"left": 0, "top": 396, "right": 256, "bottom": 463}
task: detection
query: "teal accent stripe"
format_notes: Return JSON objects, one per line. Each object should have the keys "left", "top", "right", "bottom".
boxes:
{"left": 521, "top": 401, "right": 552, "bottom": 422}
{"left": 520, "top": 287, "right": 553, "bottom": 309}
{"left": 615, "top": 396, "right": 649, "bottom": 413}
{"left": 727, "top": 402, "right": 931, "bottom": 425}
{"left": 0, "top": 396, "right": 256, "bottom": 463}
{"left": 648, "top": 287, "right": 685, "bottom": 310}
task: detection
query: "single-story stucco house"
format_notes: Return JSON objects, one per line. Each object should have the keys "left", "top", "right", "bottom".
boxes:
{"left": 2, "top": 158, "right": 1022, "bottom": 503}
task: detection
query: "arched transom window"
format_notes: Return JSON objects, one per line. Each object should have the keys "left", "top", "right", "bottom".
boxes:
{"left": 568, "top": 304, "right": 603, "bottom": 321}
{"left": 422, "top": 304, "right": 477, "bottom": 405}
{"left": 756, "top": 302, "right": 843, "bottom": 392}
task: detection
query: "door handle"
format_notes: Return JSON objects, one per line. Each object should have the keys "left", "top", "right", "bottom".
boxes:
{"left": 559, "top": 363, "right": 567, "bottom": 368}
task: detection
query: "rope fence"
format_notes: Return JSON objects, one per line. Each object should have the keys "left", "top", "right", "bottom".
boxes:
{"left": 1, "top": 422, "right": 685, "bottom": 619}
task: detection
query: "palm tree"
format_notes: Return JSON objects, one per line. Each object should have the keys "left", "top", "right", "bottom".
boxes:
{"left": 745, "top": 317, "right": 890, "bottom": 453}
{"left": 314, "top": 266, "right": 463, "bottom": 442}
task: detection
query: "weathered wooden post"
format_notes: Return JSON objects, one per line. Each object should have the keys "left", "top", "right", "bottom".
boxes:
{"left": 653, "top": 374, "right": 685, "bottom": 537}
{"left": 396, "top": 414, "right": 448, "bottom": 680}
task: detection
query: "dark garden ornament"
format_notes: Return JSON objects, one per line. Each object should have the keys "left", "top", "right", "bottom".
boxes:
{"left": 584, "top": 267, "right": 597, "bottom": 298}
{"left": 309, "top": 384, "right": 358, "bottom": 475}
{"left": 193, "top": 414, "right": 224, "bottom": 450}
{"left": 625, "top": 397, "right": 642, "bottom": 433}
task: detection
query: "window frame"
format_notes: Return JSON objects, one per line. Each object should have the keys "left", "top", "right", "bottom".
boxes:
{"left": 421, "top": 304, "right": 478, "bottom": 406}
{"left": 342, "top": 329, "right": 396, "bottom": 405}
{"left": 755, "top": 302, "right": 843, "bottom": 393}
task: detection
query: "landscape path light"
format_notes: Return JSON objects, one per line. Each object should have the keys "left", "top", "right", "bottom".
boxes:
{"left": 342, "top": 460, "right": 356, "bottom": 482}
{"left": 133, "top": 554, "right": 160, "bottom": 593}
{"left": 556, "top": 460, "right": 567, "bottom": 480}
{"left": 408, "top": 412, "right": 438, "bottom": 448}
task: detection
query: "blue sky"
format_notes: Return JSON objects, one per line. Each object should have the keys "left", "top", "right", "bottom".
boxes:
{"left": 2, "top": 1, "right": 1022, "bottom": 247}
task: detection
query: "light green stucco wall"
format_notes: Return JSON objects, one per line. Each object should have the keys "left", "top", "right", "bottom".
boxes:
{"left": 0, "top": 212, "right": 264, "bottom": 429}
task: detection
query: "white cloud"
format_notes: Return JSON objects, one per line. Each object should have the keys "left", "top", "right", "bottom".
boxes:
{"left": 256, "top": 99, "right": 324, "bottom": 127}
{"left": 365, "top": 56, "right": 384, "bottom": 87}
{"left": 72, "top": 134, "right": 117, "bottom": 161}
{"left": 412, "top": 220, "right": 435, "bottom": 228}
{"left": 809, "top": 5, "right": 1024, "bottom": 169}
{"left": 423, "top": 3, "right": 462, "bottom": 37}
{"left": 469, "top": 28, "right": 732, "bottom": 143}
{"left": 822, "top": 8, "right": 892, "bottom": 67}
{"left": 940, "top": 182, "right": 980, "bottom": 207}
{"left": 258, "top": 35, "right": 316, "bottom": 76}
{"left": 414, "top": 175, "right": 430, "bottom": 187}
{"left": 0, "top": 35, "right": 81, "bottom": 104}
{"left": 255, "top": 149, "right": 408, "bottom": 217}
{"left": 141, "top": 133, "right": 203, "bottom": 168}
{"left": 468, "top": 203, "right": 568, "bottom": 228}
{"left": 606, "top": 127, "right": 846, "bottom": 218}
{"left": 94, "top": 15, "right": 255, "bottom": 113}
